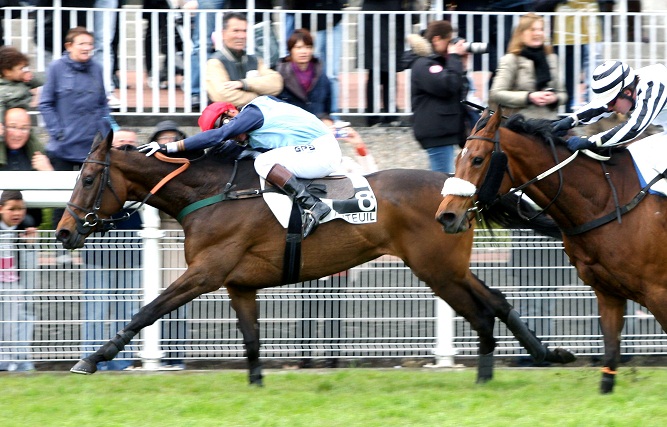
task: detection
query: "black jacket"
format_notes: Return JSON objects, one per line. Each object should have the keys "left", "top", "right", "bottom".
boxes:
{"left": 403, "top": 37, "right": 469, "bottom": 148}
{"left": 276, "top": 57, "right": 331, "bottom": 117}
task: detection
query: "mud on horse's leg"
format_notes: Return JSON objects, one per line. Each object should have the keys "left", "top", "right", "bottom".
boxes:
{"left": 70, "top": 330, "right": 136, "bottom": 374}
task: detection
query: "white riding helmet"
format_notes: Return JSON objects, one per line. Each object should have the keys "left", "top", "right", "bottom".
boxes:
{"left": 591, "top": 60, "right": 636, "bottom": 105}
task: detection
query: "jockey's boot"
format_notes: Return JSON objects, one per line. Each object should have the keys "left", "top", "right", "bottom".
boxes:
{"left": 266, "top": 164, "right": 331, "bottom": 238}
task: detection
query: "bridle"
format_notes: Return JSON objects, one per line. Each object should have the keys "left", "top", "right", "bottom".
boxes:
{"left": 65, "top": 149, "right": 192, "bottom": 236}
{"left": 465, "top": 129, "right": 566, "bottom": 221}
{"left": 65, "top": 150, "right": 129, "bottom": 235}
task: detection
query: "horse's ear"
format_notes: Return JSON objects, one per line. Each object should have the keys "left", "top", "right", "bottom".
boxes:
{"left": 487, "top": 105, "right": 503, "bottom": 132}
{"left": 90, "top": 131, "right": 113, "bottom": 153}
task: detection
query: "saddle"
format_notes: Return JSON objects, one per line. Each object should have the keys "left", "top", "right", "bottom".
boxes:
{"left": 262, "top": 173, "right": 377, "bottom": 228}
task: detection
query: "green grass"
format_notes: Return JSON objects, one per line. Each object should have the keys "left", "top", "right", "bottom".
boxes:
{"left": 2, "top": 368, "right": 665, "bottom": 427}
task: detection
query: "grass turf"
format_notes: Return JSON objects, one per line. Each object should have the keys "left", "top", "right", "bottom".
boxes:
{"left": 2, "top": 367, "right": 665, "bottom": 427}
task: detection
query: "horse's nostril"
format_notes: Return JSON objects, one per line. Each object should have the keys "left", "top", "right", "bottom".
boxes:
{"left": 437, "top": 212, "right": 457, "bottom": 226}
{"left": 55, "top": 229, "right": 70, "bottom": 242}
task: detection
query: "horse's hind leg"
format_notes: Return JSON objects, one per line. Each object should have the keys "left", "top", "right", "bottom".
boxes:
{"left": 227, "top": 287, "right": 263, "bottom": 386}
{"left": 595, "top": 291, "right": 626, "bottom": 394}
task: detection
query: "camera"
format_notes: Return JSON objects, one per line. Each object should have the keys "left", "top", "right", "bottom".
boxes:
{"left": 334, "top": 128, "right": 349, "bottom": 139}
{"left": 450, "top": 37, "right": 489, "bottom": 54}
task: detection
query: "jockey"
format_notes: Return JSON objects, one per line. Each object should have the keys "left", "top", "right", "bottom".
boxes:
{"left": 551, "top": 60, "right": 667, "bottom": 151}
{"left": 138, "top": 95, "right": 342, "bottom": 237}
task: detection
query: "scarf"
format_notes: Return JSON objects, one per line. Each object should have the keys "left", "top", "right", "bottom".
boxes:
{"left": 292, "top": 61, "right": 314, "bottom": 93}
{"left": 520, "top": 46, "right": 551, "bottom": 91}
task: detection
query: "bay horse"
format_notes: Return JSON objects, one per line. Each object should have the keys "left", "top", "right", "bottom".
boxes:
{"left": 436, "top": 106, "right": 667, "bottom": 393}
{"left": 55, "top": 131, "right": 573, "bottom": 385}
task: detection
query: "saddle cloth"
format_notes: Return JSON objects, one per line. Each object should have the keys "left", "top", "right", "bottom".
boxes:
{"left": 627, "top": 131, "right": 667, "bottom": 196}
{"left": 262, "top": 173, "right": 378, "bottom": 228}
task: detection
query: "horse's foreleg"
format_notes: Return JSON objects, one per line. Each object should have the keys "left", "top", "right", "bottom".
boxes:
{"left": 596, "top": 292, "right": 626, "bottom": 394}
{"left": 228, "top": 287, "right": 262, "bottom": 386}
{"left": 428, "top": 278, "right": 498, "bottom": 383}
{"left": 71, "top": 267, "right": 212, "bottom": 375}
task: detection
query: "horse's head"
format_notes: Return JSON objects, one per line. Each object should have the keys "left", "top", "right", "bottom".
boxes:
{"left": 436, "top": 106, "right": 511, "bottom": 233}
{"left": 56, "top": 131, "right": 127, "bottom": 249}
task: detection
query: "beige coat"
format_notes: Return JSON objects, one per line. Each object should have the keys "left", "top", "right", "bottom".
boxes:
{"left": 489, "top": 53, "right": 568, "bottom": 119}
{"left": 205, "top": 50, "right": 283, "bottom": 107}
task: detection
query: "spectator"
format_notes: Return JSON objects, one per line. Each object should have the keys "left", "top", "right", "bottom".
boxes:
{"left": 0, "top": 46, "right": 45, "bottom": 125}
{"left": 362, "top": 0, "right": 412, "bottom": 127}
{"left": 143, "top": 0, "right": 185, "bottom": 91}
{"left": 206, "top": 12, "right": 283, "bottom": 107}
{"left": 276, "top": 28, "right": 331, "bottom": 117}
{"left": 226, "top": 0, "right": 278, "bottom": 68}
{"left": 551, "top": 0, "right": 602, "bottom": 112}
{"left": 489, "top": 12, "right": 567, "bottom": 120}
{"left": 93, "top": 0, "right": 121, "bottom": 109}
{"left": 283, "top": 1, "right": 344, "bottom": 115}
{"left": 0, "top": 108, "right": 53, "bottom": 227}
{"left": 81, "top": 129, "right": 143, "bottom": 371}
{"left": 38, "top": 26, "right": 111, "bottom": 227}
{"left": 403, "top": 20, "right": 469, "bottom": 174}
{"left": 0, "top": 190, "right": 37, "bottom": 372}
{"left": 182, "top": 0, "right": 228, "bottom": 109}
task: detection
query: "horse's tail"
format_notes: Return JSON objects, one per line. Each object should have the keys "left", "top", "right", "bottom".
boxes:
{"left": 482, "top": 194, "right": 562, "bottom": 239}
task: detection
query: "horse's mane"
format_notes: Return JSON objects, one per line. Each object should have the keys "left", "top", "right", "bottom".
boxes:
{"left": 504, "top": 115, "right": 561, "bottom": 147}
{"left": 482, "top": 193, "right": 562, "bottom": 239}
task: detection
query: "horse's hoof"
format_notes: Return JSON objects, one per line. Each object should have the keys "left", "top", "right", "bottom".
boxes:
{"left": 600, "top": 373, "right": 615, "bottom": 394}
{"left": 70, "top": 359, "right": 97, "bottom": 375}
{"left": 545, "top": 347, "right": 577, "bottom": 364}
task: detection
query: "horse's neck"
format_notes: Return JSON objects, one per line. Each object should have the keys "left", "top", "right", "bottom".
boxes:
{"left": 123, "top": 155, "right": 258, "bottom": 219}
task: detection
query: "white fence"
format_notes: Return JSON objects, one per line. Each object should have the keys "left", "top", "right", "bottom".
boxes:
{"left": 3, "top": 5, "right": 667, "bottom": 117}
{"left": 1, "top": 172, "right": 666, "bottom": 369}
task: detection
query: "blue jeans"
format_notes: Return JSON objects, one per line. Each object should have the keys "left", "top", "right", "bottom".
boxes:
{"left": 191, "top": 0, "right": 228, "bottom": 97}
{"left": 82, "top": 266, "right": 140, "bottom": 370}
{"left": 93, "top": 0, "right": 119, "bottom": 93}
{"left": 426, "top": 145, "right": 456, "bottom": 174}
{"left": 285, "top": 14, "right": 342, "bottom": 114}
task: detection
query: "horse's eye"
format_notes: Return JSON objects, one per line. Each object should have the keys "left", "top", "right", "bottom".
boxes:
{"left": 472, "top": 157, "right": 484, "bottom": 166}
{"left": 83, "top": 176, "right": 95, "bottom": 187}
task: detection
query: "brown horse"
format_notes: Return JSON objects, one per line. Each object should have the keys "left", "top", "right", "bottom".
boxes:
{"left": 55, "top": 131, "right": 573, "bottom": 385}
{"left": 436, "top": 106, "right": 667, "bottom": 393}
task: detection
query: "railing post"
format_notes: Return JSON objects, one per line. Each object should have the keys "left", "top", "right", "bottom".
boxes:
{"left": 137, "top": 206, "right": 164, "bottom": 370}
{"left": 432, "top": 299, "right": 457, "bottom": 367}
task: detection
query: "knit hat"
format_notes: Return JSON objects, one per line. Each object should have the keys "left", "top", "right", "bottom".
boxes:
{"left": 148, "top": 120, "right": 187, "bottom": 143}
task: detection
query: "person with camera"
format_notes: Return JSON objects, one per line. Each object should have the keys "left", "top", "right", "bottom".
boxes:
{"left": 402, "top": 20, "right": 470, "bottom": 174}
{"left": 489, "top": 12, "right": 567, "bottom": 120}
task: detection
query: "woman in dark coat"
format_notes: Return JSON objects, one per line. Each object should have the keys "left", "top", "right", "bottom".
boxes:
{"left": 276, "top": 28, "right": 332, "bottom": 117}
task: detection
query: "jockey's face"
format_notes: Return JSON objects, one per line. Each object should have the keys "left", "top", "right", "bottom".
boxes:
{"left": 609, "top": 89, "right": 635, "bottom": 115}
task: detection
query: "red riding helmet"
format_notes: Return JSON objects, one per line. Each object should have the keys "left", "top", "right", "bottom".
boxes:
{"left": 198, "top": 102, "right": 239, "bottom": 131}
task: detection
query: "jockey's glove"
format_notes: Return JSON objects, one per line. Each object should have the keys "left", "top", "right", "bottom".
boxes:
{"left": 551, "top": 115, "right": 578, "bottom": 137}
{"left": 566, "top": 136, "right": 595, "bottom": 151}
{"left": 137, "top": 141, "right": 168, "bottom": 157}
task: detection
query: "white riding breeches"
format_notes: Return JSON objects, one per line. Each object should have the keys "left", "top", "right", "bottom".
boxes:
{"left": 254, "top": 134, "right": 342, "bottom": 179}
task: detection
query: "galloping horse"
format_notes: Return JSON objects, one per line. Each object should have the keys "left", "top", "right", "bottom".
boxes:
{"left": 56, "top": 131, "right": 573, "bottom": 385}
{"left": 436, "top": 106, "right": 667, "bottom": 393}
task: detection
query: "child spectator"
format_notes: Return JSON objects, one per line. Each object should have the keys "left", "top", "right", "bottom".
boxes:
{"left": 0, "top": 190, "right": 37, "bottom": 372}
{"left": 0, "top": 46, "right": 45, "bottom": 168}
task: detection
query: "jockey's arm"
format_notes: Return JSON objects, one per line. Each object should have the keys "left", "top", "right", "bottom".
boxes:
{"left": 170, "top": 105, "right": 265, "bottom": 153}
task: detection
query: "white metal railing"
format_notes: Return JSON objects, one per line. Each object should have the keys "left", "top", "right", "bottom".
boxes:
{"left": 1, "top": 174, "right": 665, "bottom": 369}
{"left": 2, "top": 6, "right": 666, "bottom": 117}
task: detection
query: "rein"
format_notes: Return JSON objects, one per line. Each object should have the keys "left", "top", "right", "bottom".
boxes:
{"left": 474, "top": 131, "right": 661, "bottom": 236}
